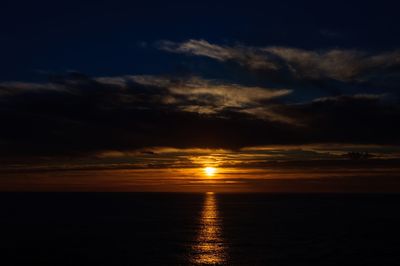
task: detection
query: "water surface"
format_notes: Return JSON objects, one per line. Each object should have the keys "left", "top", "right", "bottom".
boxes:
{"left": 1, "top": 193, "right": 400, "bottom": 265}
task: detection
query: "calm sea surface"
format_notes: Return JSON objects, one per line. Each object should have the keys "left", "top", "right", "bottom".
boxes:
{"left": 1, "top": 193, "right": 400, "bottom": 265}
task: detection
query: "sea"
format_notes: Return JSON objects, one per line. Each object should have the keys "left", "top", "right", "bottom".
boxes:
{"left": 0, "top": 193, "right": 400, "bottom": 265}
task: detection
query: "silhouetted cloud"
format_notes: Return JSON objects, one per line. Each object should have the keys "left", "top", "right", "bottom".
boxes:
{"left": 0, "top": 73, "right": 294, "bottom": 157}
{"left": 0, "top": 72, "right": 399, "bottom": 160}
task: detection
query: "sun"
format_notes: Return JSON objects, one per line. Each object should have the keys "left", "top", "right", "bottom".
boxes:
{"left": 204, "top": 167, "right": 217, "bottom": 177}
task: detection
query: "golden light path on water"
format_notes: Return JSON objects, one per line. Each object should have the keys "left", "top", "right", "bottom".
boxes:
{"left": 191, "top": 192, "right": 228, "bottom": 265}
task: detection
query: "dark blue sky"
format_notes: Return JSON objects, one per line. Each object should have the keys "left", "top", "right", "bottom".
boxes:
{"left": 2, "top": 0, "right": 400, "bottom": 81}
{"left": 1, "top": 0, "right": 400, "bottom": 192}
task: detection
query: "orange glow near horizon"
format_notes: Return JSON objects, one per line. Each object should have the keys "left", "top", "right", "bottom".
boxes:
{"left": 1, "top": 166, "right": 400, "bottom": 193}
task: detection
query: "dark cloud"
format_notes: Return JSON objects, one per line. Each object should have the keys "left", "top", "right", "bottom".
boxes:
{"left": 0, "top": 72, "right": 399, "bottom": 160}
{"left": 0, "top": 73, "right": 294, "bottom": 157}
{"left": 280, "top": 95, "right": 400, "bottom": 144}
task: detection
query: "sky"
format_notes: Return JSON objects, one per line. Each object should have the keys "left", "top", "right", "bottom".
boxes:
{"left": 1, "top": 0, "right": 400, "bottom": 192}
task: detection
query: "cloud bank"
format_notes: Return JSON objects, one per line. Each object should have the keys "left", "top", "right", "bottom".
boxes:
{"left": 0, "top": 71, "right": 399, "bottom": 159}
{"left": 0, "top": 39, "right": 399, "bottom": 161}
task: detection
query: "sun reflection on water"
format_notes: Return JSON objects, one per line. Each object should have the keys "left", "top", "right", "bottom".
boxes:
{"left": 191, "top": 192, "right": 228, "bottom": 265}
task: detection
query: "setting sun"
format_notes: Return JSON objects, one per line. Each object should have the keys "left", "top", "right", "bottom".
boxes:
{"left": 204, "top": 167, "right": 217, "bottom": 177}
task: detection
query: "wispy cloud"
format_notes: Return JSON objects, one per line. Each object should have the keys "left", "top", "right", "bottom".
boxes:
{"left": 159, "top": 39, "right": 400, "bottom": 82}
{"left": 159, "top": 39, "right": 278, "bottom": 70}
{"left": 0, "top": 74, "right": 292, "bottom": 122}
{"left": 0, "top": 82, "right": 68, "bottom": 96}
{"left": 130, "top": 75, "right": 292, "bottom": 118}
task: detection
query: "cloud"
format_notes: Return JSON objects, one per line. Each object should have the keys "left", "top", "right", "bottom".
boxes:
{"left": 0, "top": 73, "right": 297, "bottom": 157}
{"left": 159, "top": 39, "right": 400, "bottom": 83}
{"left": 0, "top": 72, "right": 399, "bottom": 160}
{"left": 160, "top": 40, "right": 236, "bottom": 61}
{"left": 158, "top": 39, "right": 278, "bottom": 70}
{"left": 0, "top": 81, "right": 67, "bottom": 96}
{"left": 2, "top": 74, "right": 291, "bottom": 119}
{"left": 129, "top": 75, "right": 292, "bottom": 116}
{"left": 275, "top": 94, "right": 400, "bottom": 144}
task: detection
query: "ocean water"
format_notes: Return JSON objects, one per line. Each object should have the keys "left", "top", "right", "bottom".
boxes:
{"left": 1, "top": 193, "right": 400, "bottom": 265}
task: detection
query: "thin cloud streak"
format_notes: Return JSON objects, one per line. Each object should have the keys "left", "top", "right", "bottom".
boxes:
{"left": 159, "top": 39, "right": 400, "bottom": 82}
